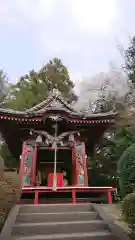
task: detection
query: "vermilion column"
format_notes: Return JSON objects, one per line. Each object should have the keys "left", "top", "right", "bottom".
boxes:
{"left": 19, "top": 141, "right": 26, "bottom": 188}
{"left": 72, "top": 142, "right": 77, "bottom": 185}
{"left": 31, "top": 144, "right": 37, "bottom": 185}
{"left": 82, "top": 142, "right": 88, "bottom": 186}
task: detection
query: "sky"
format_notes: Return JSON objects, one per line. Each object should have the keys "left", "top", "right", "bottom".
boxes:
{"left": 0, "top": 0, "right": 135, "bottom": 85}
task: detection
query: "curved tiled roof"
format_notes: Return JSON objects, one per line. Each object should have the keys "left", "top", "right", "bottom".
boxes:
{"left": 0, "top": 93, "right": 116, "bottom": 119}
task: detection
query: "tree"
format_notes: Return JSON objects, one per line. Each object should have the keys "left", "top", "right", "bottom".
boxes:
{"left": 0, "top": 59, "right": 77, "bottom": 168}
{"left": 39, "top": 58, "right": 77, "bottom": 102}
{"left": 75, "top": 70, "right": 128, "bottom": 113}
{"left": 7, "top": 58, "right": 77, "bottom": 110}
{"left": 0, "top": 70, "right": 13, "bottom": 168}
{"left": 87, "top": 145, "right": 117, "bottom": 187}
{"left": 125, "top": 36, "right": 135, "bottom": 84}
{"left": 0, "top": 70, "right": 9, "bottom": 107}
{"left": 74, "top": 70, "right": 129, "bottom": 186}
{"left": 124, "top": 36, "right": 135, "bottom": 107}
{"left": 76, "top": 69, "right": 135, "bottom": 189}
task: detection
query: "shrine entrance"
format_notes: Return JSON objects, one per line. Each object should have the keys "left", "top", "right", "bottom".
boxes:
{"left": 36, "top": 148, "right": 72, "bottom": 187}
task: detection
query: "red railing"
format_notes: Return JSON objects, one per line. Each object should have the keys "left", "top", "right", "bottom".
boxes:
{"left": 21, "top": 186, "right": 116, "bottom": 205}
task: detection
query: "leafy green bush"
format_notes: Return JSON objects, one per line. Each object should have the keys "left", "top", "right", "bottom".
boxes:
{"left": 122, "top": 192, "right": 135, "bottom": 238}
{"left": 117, "top": 143, "right": 135, "bottom": 198}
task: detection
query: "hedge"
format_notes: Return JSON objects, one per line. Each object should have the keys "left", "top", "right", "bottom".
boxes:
{"left": 117, "top": 143, "right": 135, "bottom": 198}
{"left": 122, "top": 192, "right": 135, "bottom": 238}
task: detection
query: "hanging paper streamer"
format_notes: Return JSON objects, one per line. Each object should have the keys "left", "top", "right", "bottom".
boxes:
{"left": 52, "top": 173, "right": 57, "bottom": 191}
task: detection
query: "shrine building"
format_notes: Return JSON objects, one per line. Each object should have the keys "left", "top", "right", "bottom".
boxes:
{"left": 0, "top": 93, "right": 116, "bottom": 204}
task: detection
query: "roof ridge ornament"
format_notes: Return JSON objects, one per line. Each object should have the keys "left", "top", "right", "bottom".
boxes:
{"left": 52, "top": 89, "right": 60, "bottom": 97}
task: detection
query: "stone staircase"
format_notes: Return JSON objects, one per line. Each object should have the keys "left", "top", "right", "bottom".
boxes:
{"left": 1, "top": 203, "right": 123, "bottom": 239}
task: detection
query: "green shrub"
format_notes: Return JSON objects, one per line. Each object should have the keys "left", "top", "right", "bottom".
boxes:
{"left": 117, "top": 143, "right": 135, "bottom": 198}
{"left": 122, "top": 192, "right": 135, "bottom": 238}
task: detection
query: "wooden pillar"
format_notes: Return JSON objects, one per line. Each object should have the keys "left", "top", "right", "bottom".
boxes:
{"left": 82, "top": 142, "right": 88, "bottom": 186}
{"left": 72, "top": 189, "right": 76, "bottom": 204}
{"left": 34, "top": 190, "right": 39, "bottom": 204}
{"left": 31, "top": 144, "right": 37, "bottom": 185}
{"left": 72, "top": 142, "right": 77, "bottom": 185}
{"left": 108, "top": 190, "right": 112, "bottom": 204}
{"left": 19, "top": 141, "right": 26, "bottom": 188}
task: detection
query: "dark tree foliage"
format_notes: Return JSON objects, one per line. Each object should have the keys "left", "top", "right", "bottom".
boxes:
{"left": 6, "top": 58, "right": 77, "bottom": 111}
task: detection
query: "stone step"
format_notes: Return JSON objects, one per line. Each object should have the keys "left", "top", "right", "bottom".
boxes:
{"left": 16, "top": 211, "right": 98, "bottom": 223}
{"left": 11, "top": 220, "right": 108, "bottom": 236}
{"left": 9, "top": 231, "right": 116, "bottom": 240}
{"left": 19, "top": 203, "right": 93, "bottom": 214}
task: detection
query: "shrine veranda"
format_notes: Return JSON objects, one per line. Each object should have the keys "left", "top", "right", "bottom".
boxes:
{"left": 0, "top": 94, "right": 116, "bottom": 204}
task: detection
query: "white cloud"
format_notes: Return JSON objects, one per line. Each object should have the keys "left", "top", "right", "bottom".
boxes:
{"left": 0, "top": 0, "right": 130, "bottom": 83}
{"left": 69, "top": 0, "right": 119, "bottom": 32}
{"left": 15, "top": 0, "right": 55, "bottom": 22}
{"left": 36, "top": 0, "right": 120, "bottom": 63}
{"left": 0, "top": 0, "right": 120, "bottom": 33}
{"left": 0, "top": 0, "right": 55, "bottom": 28}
